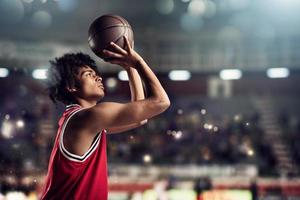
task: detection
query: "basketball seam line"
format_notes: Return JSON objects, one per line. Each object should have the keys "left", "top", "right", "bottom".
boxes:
{"left": 103, "top": 15, "right": 132, "bottom": 28}
{"left": 88, "top": 25, "right": 131, "bottom": 42}
{"left": 112, "top": 26, "right": 127, "bottom": 47}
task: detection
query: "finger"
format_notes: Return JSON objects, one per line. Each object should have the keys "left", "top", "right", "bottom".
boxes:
{"left": 123, "top": 36, "right": 132, "bottom": 52}
{"left": 107, "top": 59, "right": 124, "bottom": 66}
{"left": 102, "top": 49, "right": 123, "bottom": 58}
{"left": 108, "top": 60, "right": 122, "bottom": 65}
{"left": 109, "top": 42, "right": 127, "bottom": 55}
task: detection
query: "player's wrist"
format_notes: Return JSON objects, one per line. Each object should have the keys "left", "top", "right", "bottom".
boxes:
{"left": 134, "top": 57, "right": 145, "bottom": 68}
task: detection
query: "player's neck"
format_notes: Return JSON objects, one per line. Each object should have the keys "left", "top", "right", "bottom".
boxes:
{"left": 76, "top": 98, "right": 97, "bottom": 108}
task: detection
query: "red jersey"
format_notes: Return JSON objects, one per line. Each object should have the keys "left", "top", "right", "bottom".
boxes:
{"left": 40, "top": 104, "right": 108, "bottom": 200}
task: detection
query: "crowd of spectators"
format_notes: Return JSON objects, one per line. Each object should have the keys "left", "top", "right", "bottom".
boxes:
{"left": 107, "top": 97, "right": 277, "bottom": 174}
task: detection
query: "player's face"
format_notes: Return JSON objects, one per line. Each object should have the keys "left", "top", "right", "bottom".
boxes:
{"left": 75, "top": 66, "right": 105, "bottom": 101}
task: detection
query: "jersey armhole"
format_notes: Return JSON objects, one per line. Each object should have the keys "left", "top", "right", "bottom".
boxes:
{"left": 58, "top": 109, "right": 102, "bottom": 163}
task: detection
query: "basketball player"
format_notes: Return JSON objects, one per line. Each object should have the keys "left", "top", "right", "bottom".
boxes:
{"left": 40, "top": 37, "right": 170, "bottom": 199}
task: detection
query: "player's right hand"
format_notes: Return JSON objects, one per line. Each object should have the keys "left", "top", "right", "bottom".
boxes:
{"left": 102, "top": 36, "right": 143, "bottom": 70}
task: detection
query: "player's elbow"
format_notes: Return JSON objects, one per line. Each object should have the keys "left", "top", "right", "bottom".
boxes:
{"left": 160, "top": 100, "right": 170, "bottom": 113}
{"left": 163, "top": 98, "right": 171, "bottom": 109}
{"left": 153, "top": 97, "right": 171, "bottom": 113}
{"left": 160, "top": 95, "right": 171, "bottom": 109}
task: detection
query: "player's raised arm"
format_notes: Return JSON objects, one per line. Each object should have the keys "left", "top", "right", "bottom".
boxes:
{"left": 102, "top": 49, "right": 148, "bottom": 134}
{"left": 75, "top": 37, "right": 170, "bottom": 135}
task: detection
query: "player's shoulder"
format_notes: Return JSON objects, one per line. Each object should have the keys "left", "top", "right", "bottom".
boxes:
{"left": 61, "top": 104, "right": 85, "bottom": 128}
{"left": 64, "top": 103, "right": 105, "bottom": 132}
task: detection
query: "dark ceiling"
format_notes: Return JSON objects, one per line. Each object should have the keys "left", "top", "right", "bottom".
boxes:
{"left": 1, "top": 0, "right": 300, "bottom": 43}
{"left": 1, "top": 0, "right": 300, "bottom": 72}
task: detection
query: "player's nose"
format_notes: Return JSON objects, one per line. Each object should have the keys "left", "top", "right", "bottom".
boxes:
{"left": 96, "top": 76, "right": 102, "bottom": 82}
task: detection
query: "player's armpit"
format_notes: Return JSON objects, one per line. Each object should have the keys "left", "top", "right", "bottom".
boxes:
{"left": 106, "top": 119, "right": 148, "bottom": 134}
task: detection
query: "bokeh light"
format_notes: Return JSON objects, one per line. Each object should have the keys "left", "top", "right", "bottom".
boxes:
{"left": 0, "top": 0, "right": 24, "bottom": 24}
{"left": 57, "top": 0, "right": 79, "bottom": 12}
{"left": 180, "top": 13, "right": 203, "bottom": 31}
{"left": 155, "top": 0, "right": 174, "bottom": 15}
{"left": 31, "top": 11, "right": 52, "bottom": 29}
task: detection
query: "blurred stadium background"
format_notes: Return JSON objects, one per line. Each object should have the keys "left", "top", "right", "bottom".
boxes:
{"left": 1, "top": 0, "right": 300, "bottom": 199}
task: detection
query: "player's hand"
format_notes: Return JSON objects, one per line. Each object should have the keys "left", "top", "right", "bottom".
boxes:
{"left": 102, "top": 36, "right": 143, "bottom": 70}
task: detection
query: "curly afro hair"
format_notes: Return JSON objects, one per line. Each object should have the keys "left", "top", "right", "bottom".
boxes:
{"left": 47, "top": 52, "right": 100, "bottom": 105}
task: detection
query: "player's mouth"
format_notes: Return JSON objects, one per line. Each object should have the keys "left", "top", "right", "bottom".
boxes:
{"left": 98, "top": 84, "right": 104, "bottom": 90}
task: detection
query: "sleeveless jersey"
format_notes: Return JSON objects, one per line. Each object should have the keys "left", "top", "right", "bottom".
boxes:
{"left": 40, "top": 104, "right": 108, "bottom": 200}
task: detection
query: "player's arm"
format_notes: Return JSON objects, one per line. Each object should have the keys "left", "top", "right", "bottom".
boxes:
{"left": 106, "top": 67, "right": 147, "bottom": 134}
{"left": 73, "top": 37, "right": 170, "bottom": 136}
{"left": 76, "top": 93, "right": 169, "bottom": 136}
{"left": 105, "top": 119, "right": 147, "bottom": 134}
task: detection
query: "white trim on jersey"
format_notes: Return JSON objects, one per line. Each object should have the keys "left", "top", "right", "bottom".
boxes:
{"left": 65, "top": 104, "right": 81, "bottom": 111}
{"left": 59, "top": 108, "right": 102, "bottom": 162}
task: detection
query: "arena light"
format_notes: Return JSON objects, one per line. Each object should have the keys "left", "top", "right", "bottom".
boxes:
{"left": 16, "top": 119, "right": 25, "bottom": 129}
{"left": 32, "top": 69, "right": 47, "bottom": 79}
{"left": 266, "top": 68, "right": 289, "bottom": 78}
{"left": 213, "top": 126, "right": 218, "bottom": 132}
{"left": 188, "top": 0, "right": 206, "bottom": 16}
{"left": 219, "top": 69, "right": 242, "bottom": 80}
{"left": 168, "top": 70, "right": 191, "bottom": 81}
{"left": 143, "top": 154, "right": 152, "bottom": 163}
{"left": 1, "top": 120, "right": 14, "bottom": 139}
{"left": 155, "top": 0, "right": 174, "bottom": 15}
{"left": 174, "top": 131, "right": 183, "bottom": 139}
{"left": 105, "top": 77, "right": 118, "bottom": 91}
{"left": 187, "top": 0, "right": 216, "bottom": 18}
{"left": 118, "top": 70, "right": 128, "bottom": 81}
{"left": 0, "top": 68, "right": 9, "bottom": 77}
{"left": 247, "top": 149, "right": 255, "bottom": 157}
{"left": 31, "top": 10, "right": 52, "bottom": 29}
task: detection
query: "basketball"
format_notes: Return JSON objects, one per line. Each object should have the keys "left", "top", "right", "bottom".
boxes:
{"left": 88, "top": 14, "right": 134, "bottom": 59}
